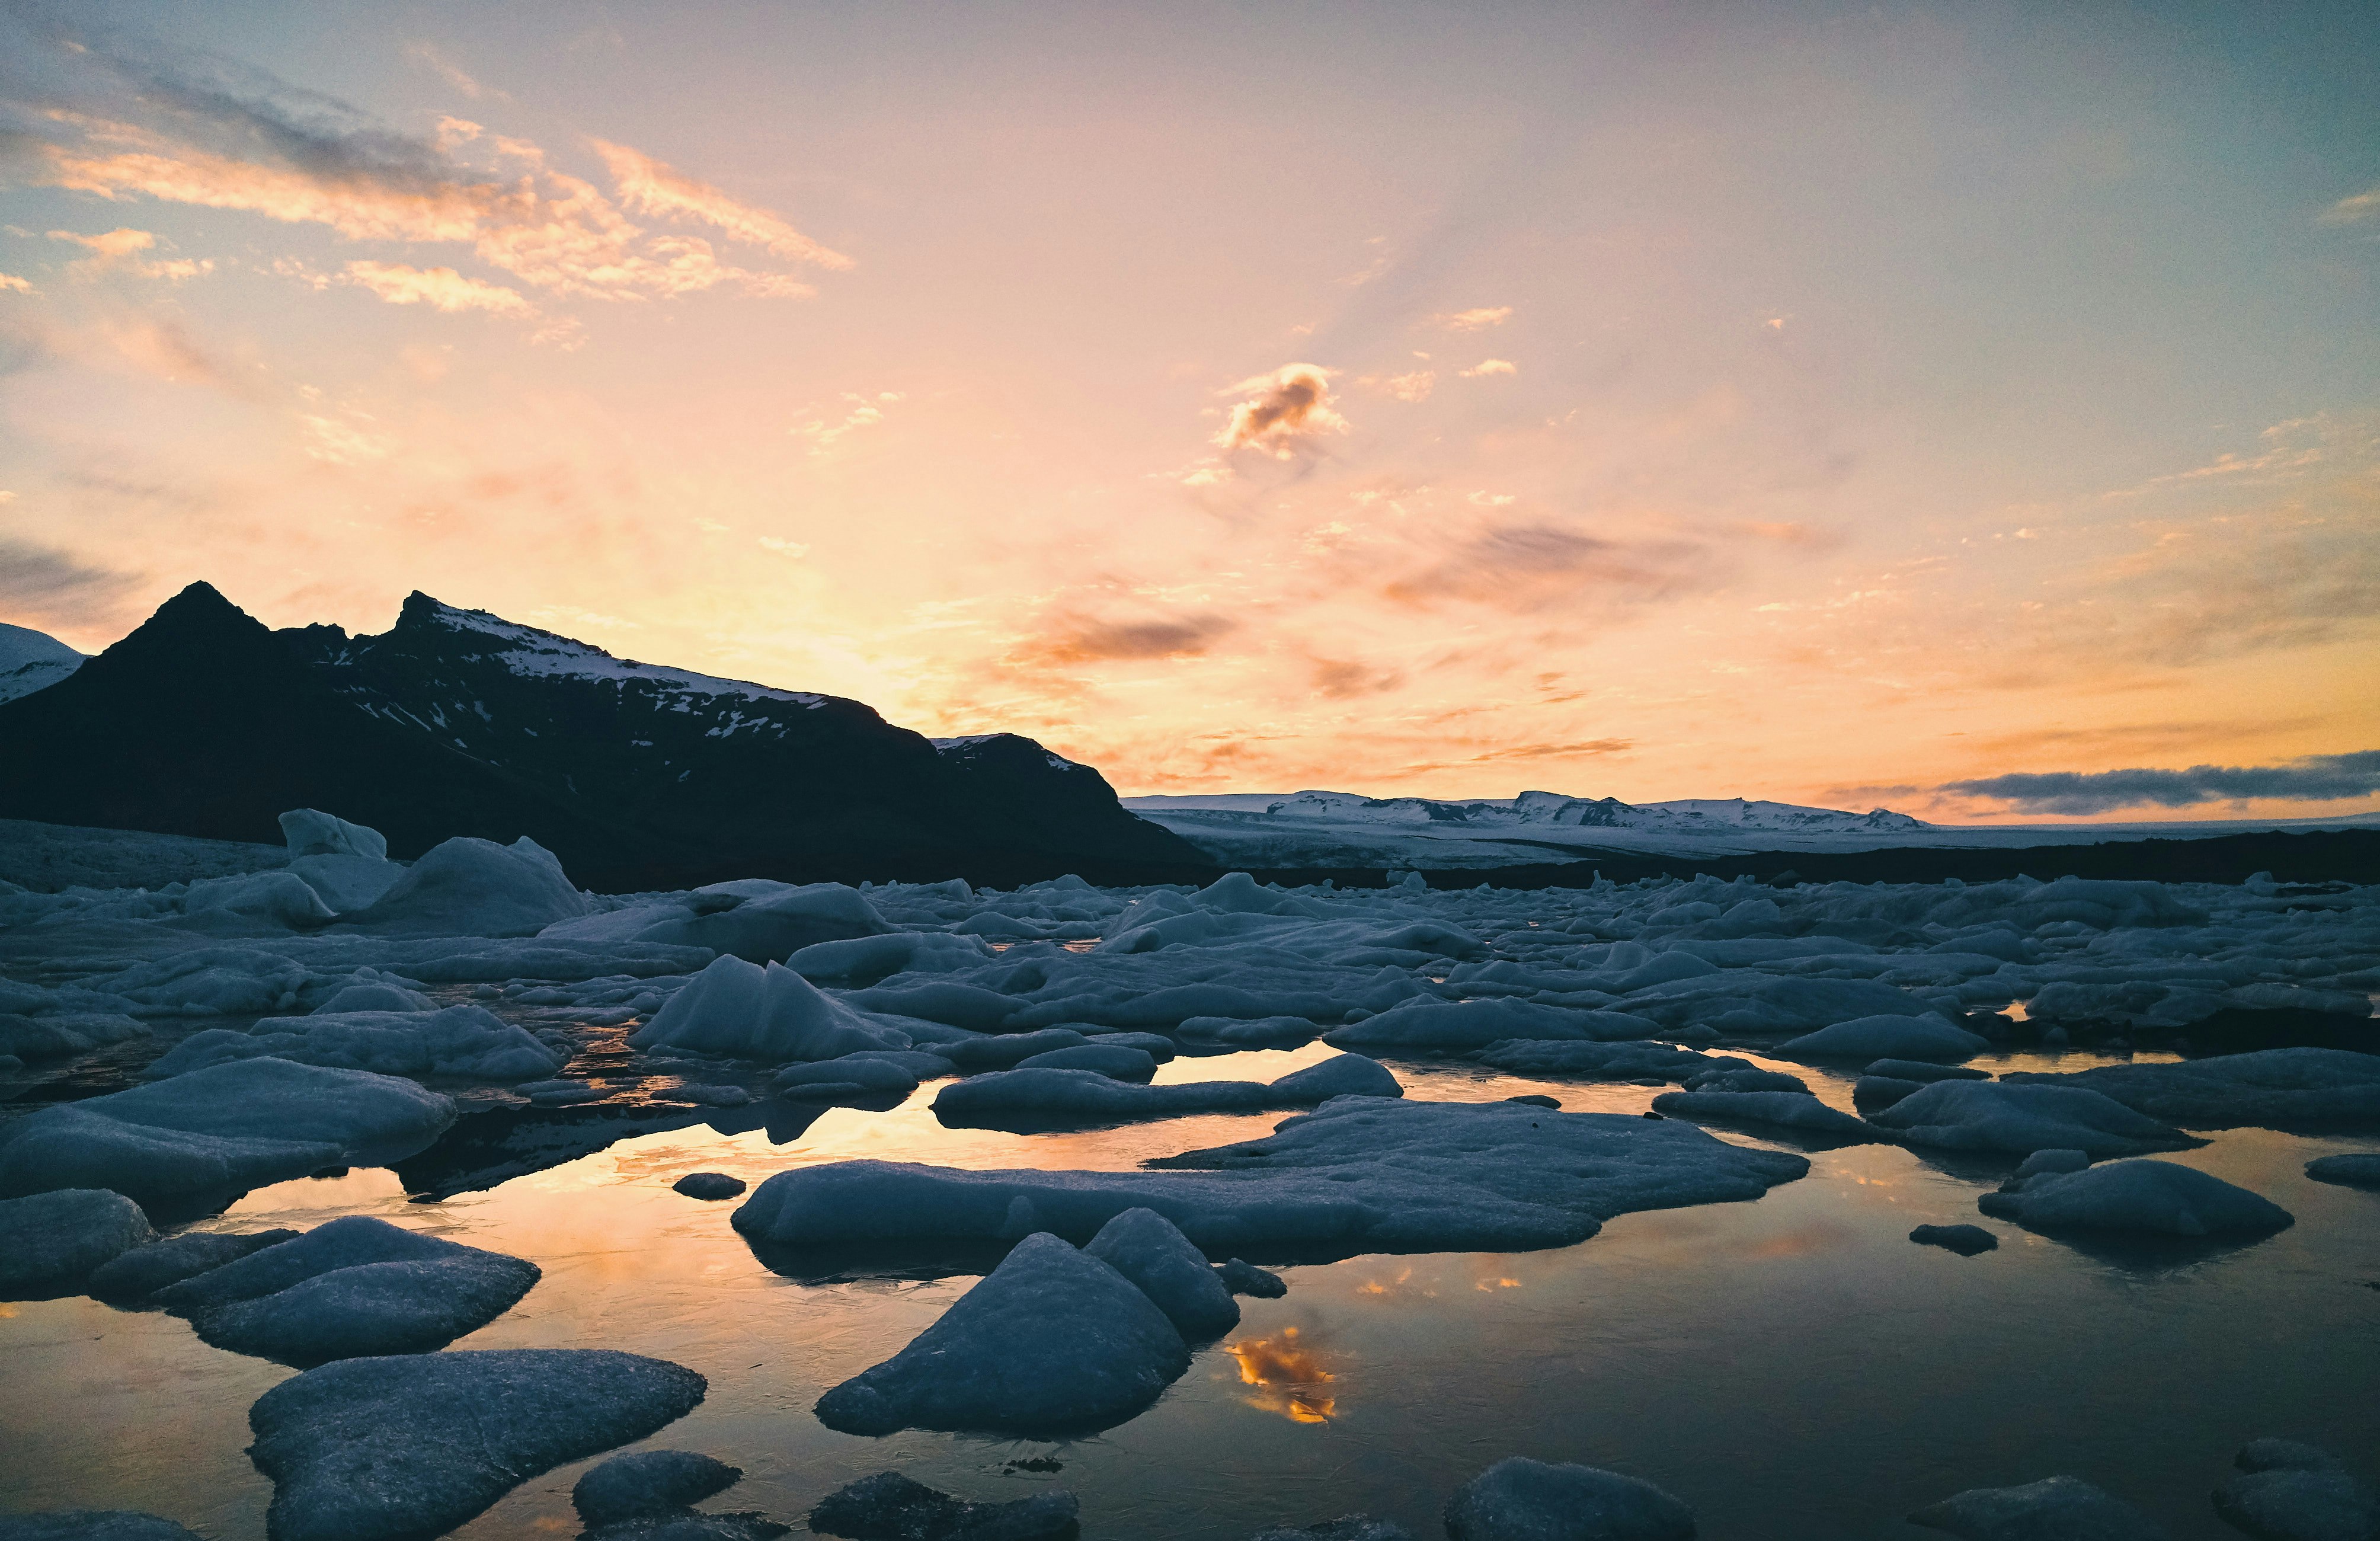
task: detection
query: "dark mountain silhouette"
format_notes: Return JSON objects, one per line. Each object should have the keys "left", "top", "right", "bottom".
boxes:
{"left": 0, "top": 583, "right": 1207, "bottom": 888}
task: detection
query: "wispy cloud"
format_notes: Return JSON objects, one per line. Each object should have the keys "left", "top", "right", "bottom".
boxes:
{"left": 403, "top": 40, "right": 506, "bottom": 101}
{"left": 339, "top": 260, "right": 530, "bottom": 314}
{"left": 1012, "top": 612, "right": 1237, "bottom": 666}
{"left": 1941, "top": 751, "right": 2380, "bottom": 814}
{"left": 590, "top": 139, "right": 851, "bottom": 270}
{"left": 1433, "top": 306, "right": 1511, "bottom": 331}
{"left": 2316, "top": 186, "right": 2380, "bottom": 226}
{"left": 0, "top": 535, "right": 140, "bottom": 621}
{"left": 0, "top": 272, "right": 34, "bottom": 294}
{"left": 794, "top": 392, "right": 901, "bottom": 453}
{"left": 46, "top": 227, "right": 212, "bottom": 281}
{"left": 1458, "top": 359, "right": 1517, "bottom": 378}
{"left": 1215, "top": 364, "right": 1347, "bottom": 458}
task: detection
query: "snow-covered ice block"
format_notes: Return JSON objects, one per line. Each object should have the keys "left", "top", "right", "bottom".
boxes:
{"left": 1650, "top": 1089, "right": 1878, "bottom": 1140}
{"left": 735, "top": 1099, "right": 1808, "bottom": 1257}
{"left": 1085, "top": 1206, "right": 1241, "bottom": 1339}
{"left": 2001, "top": 1050, "right": 2380, "bottom": 1131}
{"left": 1679, "top": 1065, "right": 1807, "bottom": 1095}
{"left": 0, "top": 1514, "right": 204, "bottom": 1540}
{"left": 2303, "top": 1153, "right": 2380, "bottom": 1190}
{"left": 88, "top": 1228, "right": 300, "bottom": 1305}
{"left": 1866, "top": 1059, "right": 1991, "bottom": 1084}
{"left": 1177, "top": 1015, "right": 1320, "bottom": 1048}
{"left": 1776, "top": 1015, "right": 1988, "bottom": 1064}
{"left": 814, "top": 1232, "right": 1189, "bottom": 1437}
{"left": 1978, "top": 1159, "right": 2292, "bottom": 1238}
{"left": 0, "top": 1012, "right": 146, "bottom": 1061}
{"left": 1864, "top": 1080, "right": 2197, "bottom": 1158}
{"left": 1475, "top": 1041, "right": 1728, "bottom": 1083}
{"left": 2015, "top": 1149, "right": 2091, "bottom": 1178}
{"left": 1908, "top": 1475, "right": 2168, "bottom": 1541}
{"left": 1442, "top": 1456, "right": 1696, "bottom": 1541}
{"left": 931, "top": 1055, "right": 1400, "bottom": 1124}
{"left": 773, "top": 1053, "right": 920, "bottom": 1100}
{"left": 938, "top": 1028, "right": 1092, "bottom": 1070}
{"left": 785, "top": 931, "right": 993, "bottom": 984}
{"left": 576, "top": 882, "right": 894, "bottom": 964}
{"left": 2212, "top": 1440, "right": 2376, "bottom": 1541}
{"left": 279, "top": 809, "right": 388, "bottom": 861}
{"left": 310, "top": 979, "right": 434, "bottom": 1014}
{"left": 574, "top": 1451, "right": 743, "bottom": 1525}
{"left": 247, "top": 1348, "right": 708, "bottom": 1541}
{"left": 286, "top": 855, "right": 406, "bottom": 915}
{"left": 629, "top": 955, "right": 910, "bottom": 1062}
{"left": 1014, "top": 1043, "right": 1159, "bottom": 1080}
{"left": 808, "top": 1472, "right": 1079, "bottom": 1541}
{"left": 1324, "top": 998, "right": 1621, "bottom": 1050}
{"left": 177, "top": 872, "right": 335, "bottom": 928}
{"left": 0, "top": 1059, "right": 452, "bottom": 1204}
{"left": 143, "top": 1005, "right": 565, "bottom": 1083}
{"left": 0, "top": 1189, "right": 153, "bottom": 1297}
{"left": 348, "top": 836, "right": 590, "bottom": 936}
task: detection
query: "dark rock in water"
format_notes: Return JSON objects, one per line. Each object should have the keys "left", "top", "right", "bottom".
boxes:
{"left": 814, "top": 1232, "right": 1188, "bottom": 1437}
{"left": 1911, "top": 1224, "right": 1999, "bottom": 1256}
{"left": 1217, "top": 1258, "right": 1288, "bottom": 1298}
{"left": 1504, "top": 1095, "right": 1560, "bottom": 1110}
{"left": 0, "top": 1514, "right": 204, "bottom": 1540}
{"left": 1908, "top": 1475, "right": 2168, "bottom": 1540}
{"left": 575, "top": 1450, "right": 744, "bottom": 1523}
{"left": 0, "top": 581, "right": 1205, "bottom": 888}
{"left": 808, "top": 1471, "right": 1080, "bottom": 1541}
{"left": 1444, "top": 1457, "right": 1696, "bottom": 1541}
{"left": 246, "top": 1348, "right": 707, "bottom": 1541}
{"left": 674, "top": 1172, "right": 748, "bottom": 1201}
{"left": 88, "top": 1229, "right": 301, "bottom": 1305}
{"left": 1084, "top": 1207, "right": 1239, "bottom": 1339}
{"left": 155, "top": 1214, "right": 539, "bottom": 1366}
{"left": 0, "top": 1189, "right": 153, "bottom": 1299}
{"left": 2304, "top": 1154, "right": 2380, "bottom": 1190}
{"left": 2213, "top": 1440, "right": 2378, "bottom": 1541}
{"left": 1249, "top": 1520, "right": 1412, "bottom": 1541}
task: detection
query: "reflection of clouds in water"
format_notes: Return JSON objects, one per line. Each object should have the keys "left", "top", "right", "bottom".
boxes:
{"left": 1229, "top": 1326, "right": 1337, "bottom": 1424}
{"left": 1475, "top": 1276, "right": 1521, "bottom": 1291}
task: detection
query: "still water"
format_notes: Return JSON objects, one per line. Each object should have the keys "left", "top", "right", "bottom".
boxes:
{"left": 4, "top": 1044, "right": 2375, "bottom": 1540}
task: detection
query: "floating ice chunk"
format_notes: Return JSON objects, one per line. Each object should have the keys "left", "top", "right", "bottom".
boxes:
{"left": 785, "top": 931, "right": 993, "bottom": 985}
{"left": 808, "top": 1472, "right": 1080, "bottom": 1541}
{"left": 286, "top": 855, "right": 407, "bottom": 915}
{"left": 1178, "top": 1015, "right": 1319, "bottom": 1048}
{"left": 2015, "top": 1149, "right": 2091, "bottom": 1178}
{"left": 0, "top": 1189, "right": 153, "bottom": 1297}
{"left": 2304, "top": 1154, "right": 2380, "bottom": 1190}
{"left": 1680, "top": 1066, "right": 1807, "bottom": 1095}
{"left": 311, "top": 979, "right": 434, "bottom": 1014}
{"left": 932, "top": 1055, "right": 1401, "bottom": 1124}
{"left": 1475, "top": 1041, "right": 1727, "bottom": 1083}
{"left": 190, "top": 1249, "right": 540, "bottom": 1366}
{"left": 629, "top": 955, "right": 910, "bottom": 1062}
{"left": 1650, "top": 1089, "right": 1878, "bottom": 1140}
{"left": 0, "top": 1514, "right": 204, "bottom": 1540}
{"left": 1908, "top": 1475, "right": 2169, "bottom": 1541}
{"left": 1776, "top": 1015, "right": 1988, "bottom": 1064}
{"left": 1086, "top": 1030, "right": 1177, "bottom": 1060}
{"left": 1442, "top": 1456, "right": 1696, "bottom": 1541}
{"left": 1015, "top": 1043, "right": 1159, "bottom": 1080}
{"left": 591, "top": 883, "right": 894, "bottom": 964}
{"left": 247, "top": 1348, "right": 708, "bottom": 1541}
{"left": 574, "top": 1451, "right": 743, "bottom": 1526}
{"left": 348, "top": 836, "right": 590, "bottom": 936}
{"left": 0, "top": 1059, "right": 452, "bottom": 1204}
{"left": 846, "top": 981, "right": 1026, "bottom": 1032}
{"left": 279, "top": 809, "right": 388, "bottom": 861}
{"left": 1250, "top": 1520, "right": 1412, "bottom": 1541}
{"left": 1910, "top": 1223, "right": 1998, "bottom": 1255}
{"left": 520, "top": 1079, "right": 600, "bottom": 1106}
{"left": 735, "top": 1099, "right": 1807, "bottom": 1257}
{"left": 157, "top": 1214, "right": 511, "bottom": 1309}
{"left": 1324, "top": 998, "right": 1616, "bottom": 1051}
{"left": 1866, "top": 1059, "right": 1991, "bottom": 1083}
{"left": 2001, "top": 1050, "right": 2380, "bottom": 1131}
{"left": 814, "top": 1232, "right": 1189, "bottom": 1437}
{"left": 673, "top": 1172, "right": 747, "bottom": 1200}
{"left": 1085, "top": 1206, "right": 1241, "bottom": 1338}
{"left": 88, "top": 1228, "right": 299, "bottom": 1304}
{"left": 774, "top": 1053, "right": 920, "bottom": 1100}
{"left": 2212, "top": 1439, "right": 2377, "bottom": 1541}
{"left": 0, "top": 1011, "right": 146, "bottom": 1061}
{"left": 177, "top": 872, "right": 336, "bottom": 928}
{"left": 1864, "top": 1080, "right": 2197, "bottom": 1158}
{"left": 143, "top": 1005, "right": 565, "bottom": 1083}
{"left": 1978, "top": 1159, "right": 2292, "bottom": 1238}
{"left": 1853, "top": 1077, "right": 1924, "bottom": 1114}
{"left": 1218, "top": 1257, "right": 1287, "bottom": 1297}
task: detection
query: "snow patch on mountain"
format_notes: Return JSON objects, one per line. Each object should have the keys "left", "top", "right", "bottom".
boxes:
{"left": 0, "top": 621, "right": 84, "bottom": 704}
{"left": 373, "top": 599, "right": 827, "bottom": 711}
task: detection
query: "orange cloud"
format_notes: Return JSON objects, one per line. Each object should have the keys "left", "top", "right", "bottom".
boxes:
{"left": 1215, "top": 363, "right": 1348, "bottom": 457}
{"left": 1434, "top": 306, "right": 1512, "bottom": 330}
{"left": 340, "top": 261, "right": 531, "bottom": 315}
{"left": 1459, "top": 359, "right": 1517, "bottom": 378}
{"left": 46, "top": 226, "right": 212, "bottom": 280}
{"left": 590, "top": 139, "right": 852, "bottom": 270}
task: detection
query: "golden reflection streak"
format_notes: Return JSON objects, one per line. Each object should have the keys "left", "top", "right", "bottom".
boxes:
{"left": 1228, "top": 1326, "right": 1338, "bottom": 1424}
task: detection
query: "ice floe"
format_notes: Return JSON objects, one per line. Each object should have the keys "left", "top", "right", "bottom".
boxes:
{"left": 2213, "top": 1440, "right": 2378, "bottom": 1541}
{"left": 1085, "top": 1206, "right": 1242, "bottom": 1338}
{"left": 87, "top": 1227, "right": 300, "bottom": 1305}
{"left": 143, "top": 1004, "right": 564, "bottom": 1083}
{"left": 2001, "top": 1049, "right": 2380, "bottom": 1130}
{"left": 0, "top": 1188, "right": 153, "bottom": 1297}
{"left": 1864, "top": 1081, "right": 2198, "bottom": 1158}
{"left": 808, "top": 1472, "right": 1079, "bottom": 1541}
{"left": 574, "top": 1451, "right": 744, "bottom": 1526}
{"left": 1442, "top": 1456, "right": 1697, "bottom": 1541}
{"left": 630, "top": 954, "right": 911, "bottom": 1062}
{"left": 932, "top": 1054, "right": 1401, "bottom": 1126}
{"left": 1976, "top": 1159, "right": 2292, "bottom": 1238}
{"left": 245, "top": 1348, "right": 706, "bottom": 1541}
{"left": 348, "top": 836, "right": 590, "bottom": 936}
{"left": 1908, "top": 1475, "right": 2168, "bottom": 1541}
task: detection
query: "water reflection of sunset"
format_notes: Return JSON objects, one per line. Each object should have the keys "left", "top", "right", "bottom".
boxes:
{"left": 1229, "top": 1328, "right": 1338, "bottom": 1424}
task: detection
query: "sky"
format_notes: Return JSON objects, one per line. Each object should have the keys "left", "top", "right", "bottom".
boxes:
{"left": 1, "top": 1, "right": 2375, "bottom": 821}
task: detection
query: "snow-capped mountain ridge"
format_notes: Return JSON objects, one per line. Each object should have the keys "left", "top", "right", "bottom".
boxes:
{"left": 0, "top": 621, "right": 84, "bottom": 705}
{"left": 1258, "top": 789, "right": 1925, "bottom": 832}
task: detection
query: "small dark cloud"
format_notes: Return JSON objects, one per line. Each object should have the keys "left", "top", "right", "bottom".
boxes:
{"left": 0, "top": 535, "right": 141, "bottom": 622}
{"left": 1396, "top": 737, "right": 1634, "bottom": 774}
{"left": 1941, "top": 752, "right": 2380, "bottom": 814}
{"left": 1311, "top": 657, "right": 1403, "bottom": 698}
{"left": 1384, "top": 522, "right": 1712, "bottom": 610}
{"left": 1015, "top": 613, "right": 1236, "bottom": 666}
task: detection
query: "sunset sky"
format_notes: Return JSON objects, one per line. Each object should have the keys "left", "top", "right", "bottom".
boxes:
{"left": 2, "top": 2, "right": 2374, "bottom": 820}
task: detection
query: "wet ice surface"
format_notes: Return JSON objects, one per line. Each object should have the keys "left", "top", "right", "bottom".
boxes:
{"left": 2, "top": 1041, "right": 2376, "bottom": 1541}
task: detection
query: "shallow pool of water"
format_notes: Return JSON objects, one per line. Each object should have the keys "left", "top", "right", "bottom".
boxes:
{"left": 5, "top": 1046, "right": 2376, "bottom": 1539}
